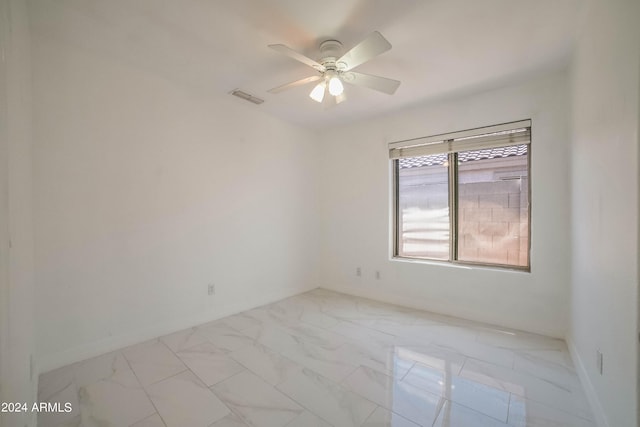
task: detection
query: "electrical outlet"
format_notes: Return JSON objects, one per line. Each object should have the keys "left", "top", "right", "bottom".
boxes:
{"left": 356, "top": 267, "right": 361, "bottom": 277}
{"left": 208, "top": 283, "right": 215, "bottom": 295}
{"left": 596, "top": 349, "right": 603, "bottom": 375}
{"left": 375, "top": 271, "right": 381, "bottom": 280}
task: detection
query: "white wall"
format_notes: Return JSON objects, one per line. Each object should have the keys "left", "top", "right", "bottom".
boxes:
{"left": 0, "top": 0, "right": 37, "bottom": 426}
{"left": 319, "top": 71, "right": 571, "bottom": 338}
{"left": 30, "top": 3, "right": 320, "bottom": 371}
{"left": 568, "top": 0, "right": 640, "bottom": 425}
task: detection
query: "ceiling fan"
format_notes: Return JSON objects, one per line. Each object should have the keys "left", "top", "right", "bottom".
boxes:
{"left": 267, "top": 31, "right": 400, "bottom": 106}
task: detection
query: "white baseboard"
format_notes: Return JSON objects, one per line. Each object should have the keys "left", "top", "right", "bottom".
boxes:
{"left": 38, "top": 285, "right": 317, "bottom": 374}
{"left": 566, "top": 338, "right": 610, "bottom": 427}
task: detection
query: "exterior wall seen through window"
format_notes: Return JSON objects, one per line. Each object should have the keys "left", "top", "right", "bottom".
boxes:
{"left": 396, "top": 144, "right": 529, "bottom": 269}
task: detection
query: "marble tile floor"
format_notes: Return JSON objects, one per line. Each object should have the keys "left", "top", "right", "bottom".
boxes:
{"left": 38, "top": 288, "right": 595, "bottom": 427}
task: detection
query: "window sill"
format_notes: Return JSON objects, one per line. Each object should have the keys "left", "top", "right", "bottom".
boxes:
{"left": 390, "top": 256, "right": 530, "bottom": 274}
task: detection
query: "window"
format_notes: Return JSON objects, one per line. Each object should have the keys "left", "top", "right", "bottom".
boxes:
{"left": 391, "top": 120, "right": 531, "bottom": 270}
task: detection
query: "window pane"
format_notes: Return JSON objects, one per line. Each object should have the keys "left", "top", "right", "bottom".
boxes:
{"left": 457, "top": 145, "right": 529, "bottom": 267}
{"left": 397, "top": 154, "right": 450, "bottom": 260}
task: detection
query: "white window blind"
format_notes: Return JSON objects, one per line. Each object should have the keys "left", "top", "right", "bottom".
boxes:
{"left": 389, "top": 120, "right": 531, "bottom": 159}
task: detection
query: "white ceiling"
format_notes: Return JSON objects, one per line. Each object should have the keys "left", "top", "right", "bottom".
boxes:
{"left": 31, "top": 0, "right": 588, "bottom": 129}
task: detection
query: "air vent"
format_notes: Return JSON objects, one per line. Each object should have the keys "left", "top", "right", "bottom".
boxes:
{"left": 230, "top": 89, "right": 264, "bottom": 105}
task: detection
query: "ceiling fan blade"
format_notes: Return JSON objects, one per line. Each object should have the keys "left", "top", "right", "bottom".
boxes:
{"left": 338, "top": 31, "right": 392, "bottom": 71}
{"left": 323, "top": 94, "right": 335, "bottom": 109}
{"left": 344, "top": 72, "right": 400, "bottom": 95}
{"left": 322, "top": 91, "right": 346, "bottom": 110}
{"left": 268, "top": 44, "right": 326, "bottom": 72}
{"left": 335, "top": 92, "right": 347, "bottom": 104}
{"left": 268, "top": 75, "right": 322, "bottom": 94}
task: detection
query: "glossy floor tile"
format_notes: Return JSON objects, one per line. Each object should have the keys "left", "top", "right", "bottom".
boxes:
{"left": 39, "top": 289, "right": 595, "bottom": 427}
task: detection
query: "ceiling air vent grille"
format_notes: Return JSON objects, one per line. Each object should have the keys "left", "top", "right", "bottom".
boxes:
{"left": 230, "top": 89, "right": 264, "bottom": 105}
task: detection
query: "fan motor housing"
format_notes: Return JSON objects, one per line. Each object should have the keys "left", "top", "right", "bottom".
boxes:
{"left": 319, "top": 40, "right": 344, "bottom": 71}
{"left": 319, "top": 40, "right": 342, "bottom": 57}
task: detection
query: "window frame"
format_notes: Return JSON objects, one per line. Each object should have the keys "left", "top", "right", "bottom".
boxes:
{"left": 391, "top": 121, "right": 532, "bottom": 272}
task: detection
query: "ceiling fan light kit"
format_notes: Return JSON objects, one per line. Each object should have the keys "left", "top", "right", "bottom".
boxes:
{"left": 309, "top": 82, "right": 326, "bottom": 103}
{"left": 328, "top": 74, "right": 344, "bottom": 96}
{"left": 268, "top": 31, "right": 400, "bottom": 106}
